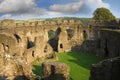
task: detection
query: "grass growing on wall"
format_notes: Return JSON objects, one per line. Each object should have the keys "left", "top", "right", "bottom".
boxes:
{"left": 32, "top": 61, "right": 43, "bottom": 77}
{"left": 32, "top": 52, "right": 103, "bottom": 80}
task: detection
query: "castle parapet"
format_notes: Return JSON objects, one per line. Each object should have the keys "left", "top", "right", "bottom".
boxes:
{"left": 49, "top": 21, "right": 57, "bottom": 25}
{"left": 63, "top": 20, "right": 68, "bottom": 24}
{"left": 0, "top": 19, "right": 83, "bottom": 29}
{"left": 0, "top": 19, "right": 16, "bottom": 29}
{"left": 24, "top": 22, "right": 30, "bottom": 26}
{"left": 16, "top": 23, "right": 24, "bottom": 27}
{"left": 37, "top": 21, "right": 44, "bottom": 26}
{"left": 30, "top": 22, "right": 36, "bottom": 26}
{"left": 75, "top": 20, "right": 82, "bottom": 25}
{"left": 44, "top": 21, "right": 49, "bottom": 25}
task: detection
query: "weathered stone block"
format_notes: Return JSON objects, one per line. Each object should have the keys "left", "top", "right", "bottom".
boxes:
{"left": 90, "top": 57, "right": 120, "bottom": 80}
{"left": 42, "top": 62, "right": 70, "bottom": 80}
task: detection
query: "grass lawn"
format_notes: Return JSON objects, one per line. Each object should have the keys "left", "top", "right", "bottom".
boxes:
{"left": 32, "top": 52, "right": 103, "bottom": 80}
{"left": 57, "top": 52, "right": 103, "bottom": 80}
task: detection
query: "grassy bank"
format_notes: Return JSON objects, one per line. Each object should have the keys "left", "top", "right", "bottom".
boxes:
{"left": 32, "top": 52, "right": 103, "bottom": 80}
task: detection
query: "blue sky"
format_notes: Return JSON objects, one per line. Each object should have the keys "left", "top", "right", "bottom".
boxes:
{"left": 104, "top": 0, "right": 120, "bottom": 18}
{"left": 0, "top": 0, "right": 119, "bottom": 20}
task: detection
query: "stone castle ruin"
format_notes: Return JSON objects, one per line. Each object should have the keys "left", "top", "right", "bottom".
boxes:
{"left": 0, "top": 19, "right": 120, "bottom": 79}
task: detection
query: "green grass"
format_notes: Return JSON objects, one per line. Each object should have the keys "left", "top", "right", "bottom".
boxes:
{"left": 57, "top": 52, "right": 103, "bottom": 80}
{"left": 32, "top": 61, "right": 43, "bottom": 76}
{"left": 32, "top": 52, "right": 103, "bottom": 80}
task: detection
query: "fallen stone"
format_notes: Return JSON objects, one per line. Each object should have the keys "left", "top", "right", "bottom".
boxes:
{"left": 42, "top": 62, "right": 70, "bottom": 80}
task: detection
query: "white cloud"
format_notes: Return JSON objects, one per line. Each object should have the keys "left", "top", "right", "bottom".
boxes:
{"left": 0, "top": 0, "right": 64, "bottom": 20}
{"left": 0, "top": 0, "right": 46, "bottom": 14}
{"left": 0, "top": 0, "right": 110, "bottom": 20}
{"left": 50, "top": 0, "right": 110, "bottom": 14}
{"left": 85, "top": 0, "right": 110, "bottom": 9}
{"left": 0, "top": 11, "right": 63, "bottom": 20}
{"left": 50, "top": 1, "right": 84, "bottom": 14}
{"left": 0, "top": 0, "right": 47, "bottom": 20}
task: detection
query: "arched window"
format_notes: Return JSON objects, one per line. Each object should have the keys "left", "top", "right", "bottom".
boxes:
{"left": 27, "top": 38, "right": 35, "bottom": 49}
{"left": 66, "top": 29, "right": 74, "bottom": 40}
{"left": 60, "top": 44, "right": 63, "bottom": 48}
{"left": 83, "top": 30, "right": 87, "bottom": 39}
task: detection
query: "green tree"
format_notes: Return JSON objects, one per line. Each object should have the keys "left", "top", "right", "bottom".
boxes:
{"left": 93, "top": 7, "right": 116, "bottom": 21}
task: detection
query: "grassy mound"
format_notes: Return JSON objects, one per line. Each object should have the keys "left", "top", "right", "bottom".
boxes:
{"left": 32, "top": 52, "right": 103, "bottom": 80}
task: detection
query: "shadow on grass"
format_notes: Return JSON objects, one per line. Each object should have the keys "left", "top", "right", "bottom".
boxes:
{"left": 32, "top": 52, "right": 103, "bottom": 80}
{"left": 57, "top": 52, "right": 104, "bottom": 80}
{"left": 66, "top": 52, "right": 103, "bottom": 69}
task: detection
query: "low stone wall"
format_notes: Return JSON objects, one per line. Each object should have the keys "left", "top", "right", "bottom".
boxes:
{"left": 0, "top": 56, "right": 33, "bottom": 80}
{"left": 42, "top": 62, "right": 70, "bottom": 80}
{"left": 90, "top": 57, "right": 120, "bottom": 80}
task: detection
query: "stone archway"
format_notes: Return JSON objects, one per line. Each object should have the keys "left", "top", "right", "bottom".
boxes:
{"left": 48, "top": 27, "right": 62, "bottom": 52}
{"left": 48, "top": 30, "right": 55, "bottom": 39}
{"left": 60, "top": 43, "right": 63, "bottom": 48}
{"left": 66, "top": 29, "right": 74, "bottom": 40}
{"left": 27, "top": 37, "right": 35, "bottom": 49}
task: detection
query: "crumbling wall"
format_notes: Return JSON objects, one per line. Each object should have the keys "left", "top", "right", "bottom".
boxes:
{"left": 0, "top": 34, "right": 19, "bottom": 55}
{"left": 0, "top": 19, "right": 16, "bottom": 29}
{"left": 71, "top": 29, "right": 120, "bottom": 58}
{"left": 1, "top": 19, "right": 120, "bottom": 79}
{"left": 58, "top": 27, "right": 71, "bottom": 52}
{"left": 0, "top": 55, "right": 33, "bottom": 80}
{"left": 99, "top": 30, "right": 120, "bottom": 57}
{"left": 0, "top": 19, "right": 84, "bottom": 80}
{"left": 90, "top": 57, "right": 120, "bottom": 80}
{"left": 1, "top": 19, "right": 120, "bottom": 58}
{"left": 42, "top": 62, "right": 70, "bottom": 80}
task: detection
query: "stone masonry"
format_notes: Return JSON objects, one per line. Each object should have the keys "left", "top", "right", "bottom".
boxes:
{"left": 90, "top": 57, "right": 120, "bottom": 80}
{"left": 42, "top": 62, "right": 70, "bottom": 80}
{"left": 0, "top": 19, "right": 120, "bottom": 79}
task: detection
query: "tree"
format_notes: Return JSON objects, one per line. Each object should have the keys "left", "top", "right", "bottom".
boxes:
{"left": 93, "top": 7, "right": 116, "bottom": 21}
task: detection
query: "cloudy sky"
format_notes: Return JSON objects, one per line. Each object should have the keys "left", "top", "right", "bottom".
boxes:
{"left": 0, "top": 0, "right": 119, "bottom": 20}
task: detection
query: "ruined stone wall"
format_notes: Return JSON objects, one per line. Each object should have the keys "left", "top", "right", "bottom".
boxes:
{"left": 0, "top": 19, "right": 120, "bottom": 79}
{"left": 0, "top": 19, "right": 84, "bottom": 79}
{"left": 88, "top": 20, "right": 120, "bottom": 29}
{"left": 90, "top": 57, "right": 120, "bottom": 80}
{"left": 71, "top": 28, "right": 120, "bottom": 58}
{"left": 99, "top": 30, "right": 120, "bottom": 57}
{"left": 42, "top": 62, "right": 70, "bottom": 80}
{"left": 0, "top": 55, "right": 33, "bottom": 80}
{"left": 0, "top": 19, "right": 82, "bottom": 29}
{"left": 0, "top": 19, "right": 83, "bottom": 62}
{"left": 58, "top": 27, "right": 71, "bottom": 52}
{"left": 0, "top": 19, "right": 120, "bottom": 61}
